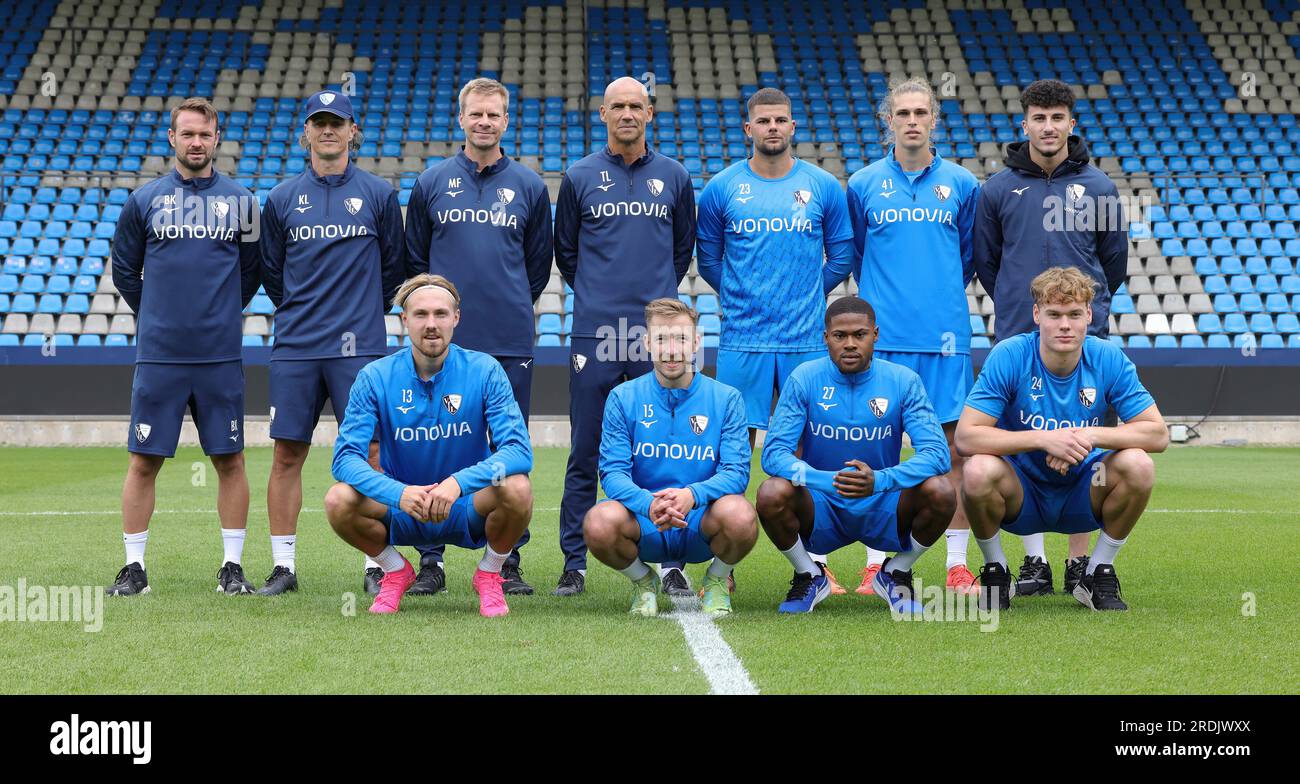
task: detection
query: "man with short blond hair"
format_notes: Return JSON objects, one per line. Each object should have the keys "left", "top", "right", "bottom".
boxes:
{"left": 956, "top": 267, "right": 1167, "bottom": 612}
{"left": 404, "top": 76, "right": 552, "bottom": 596}
{"left": 326, "top": 273, "right": 534, "bottom": 618}
{"left": 585, "top": 297, "right": 755, "bottom": 617}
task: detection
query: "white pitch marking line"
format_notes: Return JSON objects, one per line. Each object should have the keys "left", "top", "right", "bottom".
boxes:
{"left": 667, "top": 595, "right": 758, "bottom": 696}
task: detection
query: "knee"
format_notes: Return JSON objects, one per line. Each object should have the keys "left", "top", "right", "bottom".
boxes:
{"left": 1109, "top": 449, "right": 1155, "bottom": 491}
{"left": 271, "top": 441, "right": 309, "bottom": 473}
{"left": 127, "top": 453, "right": 164, "bottom": 479}
{"left": 582, "top": 502, "right": 623, "bottom": 549}
{"left": 713, "top": 495, "right": 758, "bottom": 540}
{"left": 920, "top": 475, "right": 957, "bottom": 519}
{"left": 324, "top": 482, "right": 361, "bottom": 525}
{"left": 755, "top": 477, "right": 795, "bottom": 516}
{"left": 493, "top": 474, "right": 533, "bottom": 519}
{"left": 210, "top": 452, "right": 245, "bottom": 477}
{"left": 961, "top": 454, "right": 1004, "bottom": 496}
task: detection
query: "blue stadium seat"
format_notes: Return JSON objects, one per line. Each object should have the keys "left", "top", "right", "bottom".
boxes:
{"left": 1206, "top": 334, "right": 1231, "bottom": 348}
{"left": 105, "top": 334, "right": 129, "bottom": 347}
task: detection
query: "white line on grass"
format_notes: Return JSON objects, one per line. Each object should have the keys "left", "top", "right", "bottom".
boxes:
{"left": 667, "top": 596, "right": 758, "bottom": 695}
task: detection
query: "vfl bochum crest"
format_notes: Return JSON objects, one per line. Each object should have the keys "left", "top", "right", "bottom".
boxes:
{"left": 442, "top": 394, "right": 462, "bottom": 414}
{"left": 344, "top": 197, "right": 362, "bottom": 215}
{"left": 211, "top": 200, "right": 229, "bottom": 219}
{"left": 689, "top": 415, "right": 709, "bottom": 435}
{"left": 572, "top": 354, "right": 587, "bottom": 373}
{"left": 868, "top": 397, "right": 889, "bottom": 418}
{"left": 646, "top": 179, "right": 664, "bottom": 197}
{"left": 496, "top": 187, "right": 515, "bottom": 205}
{"left": 933, "top": 185, "right": 951, "bottom": 202}
{"left": 793, "top": 189, "right": 812, "bottom": 206}
{"left": 1079, "top": 387, "right": 1097, "bottom": 408}
{"left": 135, "top": 423, "right": 151, "bottom": 443}
{"left": 1067, "top": 184, "right": 1087, "bottom": 204}
{"left": 320, "top": 93, "right": 336, "bottom": 106}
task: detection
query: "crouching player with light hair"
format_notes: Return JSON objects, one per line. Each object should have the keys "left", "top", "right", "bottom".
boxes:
{"left": 325, "top": 274, "right": 534, "bottom": 617}
{"left": 583, "top": 298, "right": 757, "bottom": 617}
{"left": 956, "top": 267, "right": 1167, "bottom": 612}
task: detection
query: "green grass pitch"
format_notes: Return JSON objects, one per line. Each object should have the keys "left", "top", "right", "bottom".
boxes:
{"left": 0, "top": 445, "right": 1296, "bottom": 694}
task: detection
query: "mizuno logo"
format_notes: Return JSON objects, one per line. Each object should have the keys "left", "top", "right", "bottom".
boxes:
{"left": 817, "top": 402, "right": 837, "bottom": 411}
{"left": 597, "top": 183, "right": 616, "bottom": 192}
{"left": 446, "top": 190, "right": 462, "bottom": 197}
{"left": 880, "top": 190, "right": 896, "bottom": 198}
{"left": 1029, "top": 393, "right": 1044, "bottom": 401}
{"left": 396, "top": 405, "right": 415, "bottom": 414}
{"left": 639, "top": 420, "right": 656, "bottom": 429}
{"left": 735, "top": 196, "right": 753, "bottom": 203}
{"left": 1012, "top": 186, "right": 1030, "bottom": 196}
{"left": 294, "top": 205, "right": 311, "bottom": 213}
{"left": 229, "top": 435, "right": 238, "bottom": 442}
{"left": 519, "top": 359, "right": 533, "bottom": 368}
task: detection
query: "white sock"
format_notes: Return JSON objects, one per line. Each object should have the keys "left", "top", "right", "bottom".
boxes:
{"left": 221, "top": 528, "right": 245, "bottom": 565}
{"left": 780, "top": 539, "right": 818, "bottom": 575}
{"left": 976, "top": 532, "right": 1008, "bottom": 569}
{"left": 620, "top": 559, "right": 651, "bottom": 581}
{"left": 1023, "top": 533, "right": 1046, "bottom": 560}
{"left": 478, "top": 544, "right": 510, "bottom": 574}
{"left": 945, "top": 529, "right": 970, "bottom": 569}
{"left": 364, "top": 555, "right": 379, "bottom": 570}
{"left": 270, "top": 535, "right": 296, "bottom": 572}
{"left": 123, "top": 530, "right": 148, "bottom": 568}
{"left": 887, "top": 535, "right": 929, "bottom": 572}
{"left": 373, "top": 546, "right": 406, "bottom": 573}
{"left": 866, "top": 547, "right": 887, "bottom": 567}
{"left": 807, "top": 552, "right": 827, "bottom": 565}
{"left": 706, "top": 557, "right": 736, "bottom": 579}
{"left": 1087, "top": 531, "right": 1126, "bottom": 575}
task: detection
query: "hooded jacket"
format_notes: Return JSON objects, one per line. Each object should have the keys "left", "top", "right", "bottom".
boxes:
{"left": 972, "top": 136, "right": 1128, "bottom": 341}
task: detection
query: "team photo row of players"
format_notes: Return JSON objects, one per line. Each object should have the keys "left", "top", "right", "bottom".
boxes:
{"left": 106, "top": 73, "right": 1161, "bottom": 617}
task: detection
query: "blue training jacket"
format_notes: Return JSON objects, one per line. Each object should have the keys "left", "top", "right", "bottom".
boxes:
{"left": 554, "top": 146, "right": 695, "bottom": 338}
{"left": 260, "top": 161, "right": 406, "bottom": 360}
{"left": 696, "top": 158, "right": 855, "bottom": 352}
{"left": 110, "top": 168, "right": 262, "bottom": 364}
{"left": 599, "top": 370, "right": 750, "bottom": 517}
{"left": 331, "top": 344, "right": 533, "bottom": 509}
{"left": 405, "top": 150, "right": 554, "bottom": 356}
{"left": 846, "top": 147, "right": 980, "bottom": 354}
{"left": 761, "top": 355, "right": 950, "bottom": 503}
{"left": 973, "top": 136, "right": 1128, "bottom": 341}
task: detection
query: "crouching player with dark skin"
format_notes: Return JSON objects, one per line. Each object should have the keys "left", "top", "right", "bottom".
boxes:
{"left": 324, "top": 274, "right": 534, "bottom": 617}
{"left": 583, "top": 298, "right": 757, "bottom": 617}
{"left": 956, "top": 267, "right": 1167, "bottom": 612}
{"left": 756, "top": 297, "right": 956, "bottom": 615}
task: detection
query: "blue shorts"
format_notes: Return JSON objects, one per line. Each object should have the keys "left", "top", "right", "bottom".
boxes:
{"left": 269, "top": 356, "right": 374, "bottom": 442}
{"left": 874, "top": 350, "right": 972, "bottom": 425}
{"left": 128, "top": 361, "right": 245, "bottom": 457}
{"left": 716, "top": 348, "right": 826, "bottom": 429}
{"left": 383, "top": 495, "right": 488, "bottom": 549}
{"left": 635, "top": 504, "right": 714, "bottom": 564}
{"left": 805, "top": 487, "right": 905, "bottom": 554}
{"left": 1002, "top": 451, "right": 1108, "bottom": 536}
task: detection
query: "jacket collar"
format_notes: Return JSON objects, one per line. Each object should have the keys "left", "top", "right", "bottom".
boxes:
{"left": 455, "top": 147, "right": 511, "bottom": 178}
{"left": 827, "top": 355, "right": 875, "bottom": 385}
{"left": 306, "top": 160, "right": 356, "bottom": 187}
{"left": 169, "top": 167, "right": 220, "bottom": 190}
{"left": 649, "top": 368, "right": 701, "bottom": 407}
{"left": 883, "top": 145, "right": 943, "bottom": 177}
{"left": 403, "top": 343, "right": 459, "bottom": 385}
{"left": 600, "top": 144, "right": 656, "bottom": 167}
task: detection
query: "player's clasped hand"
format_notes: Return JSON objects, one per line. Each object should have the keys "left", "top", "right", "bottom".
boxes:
{"left": 399, "top": 484, "right": 438, "bottom": 522}
{"left": 424, "top": 477, "right": 462, "bottom": 523}
{"left": 1045, "top": 454, "right": 1072, "bottom": 475}
{"left": 650, "top": 487, "right": 693, "bottom": 530}
{"left": 833, "top": 459, "right": 874, "bottom": 497}
{"left": 1039, "top": 427, "right": 1093, "bottom": 466}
